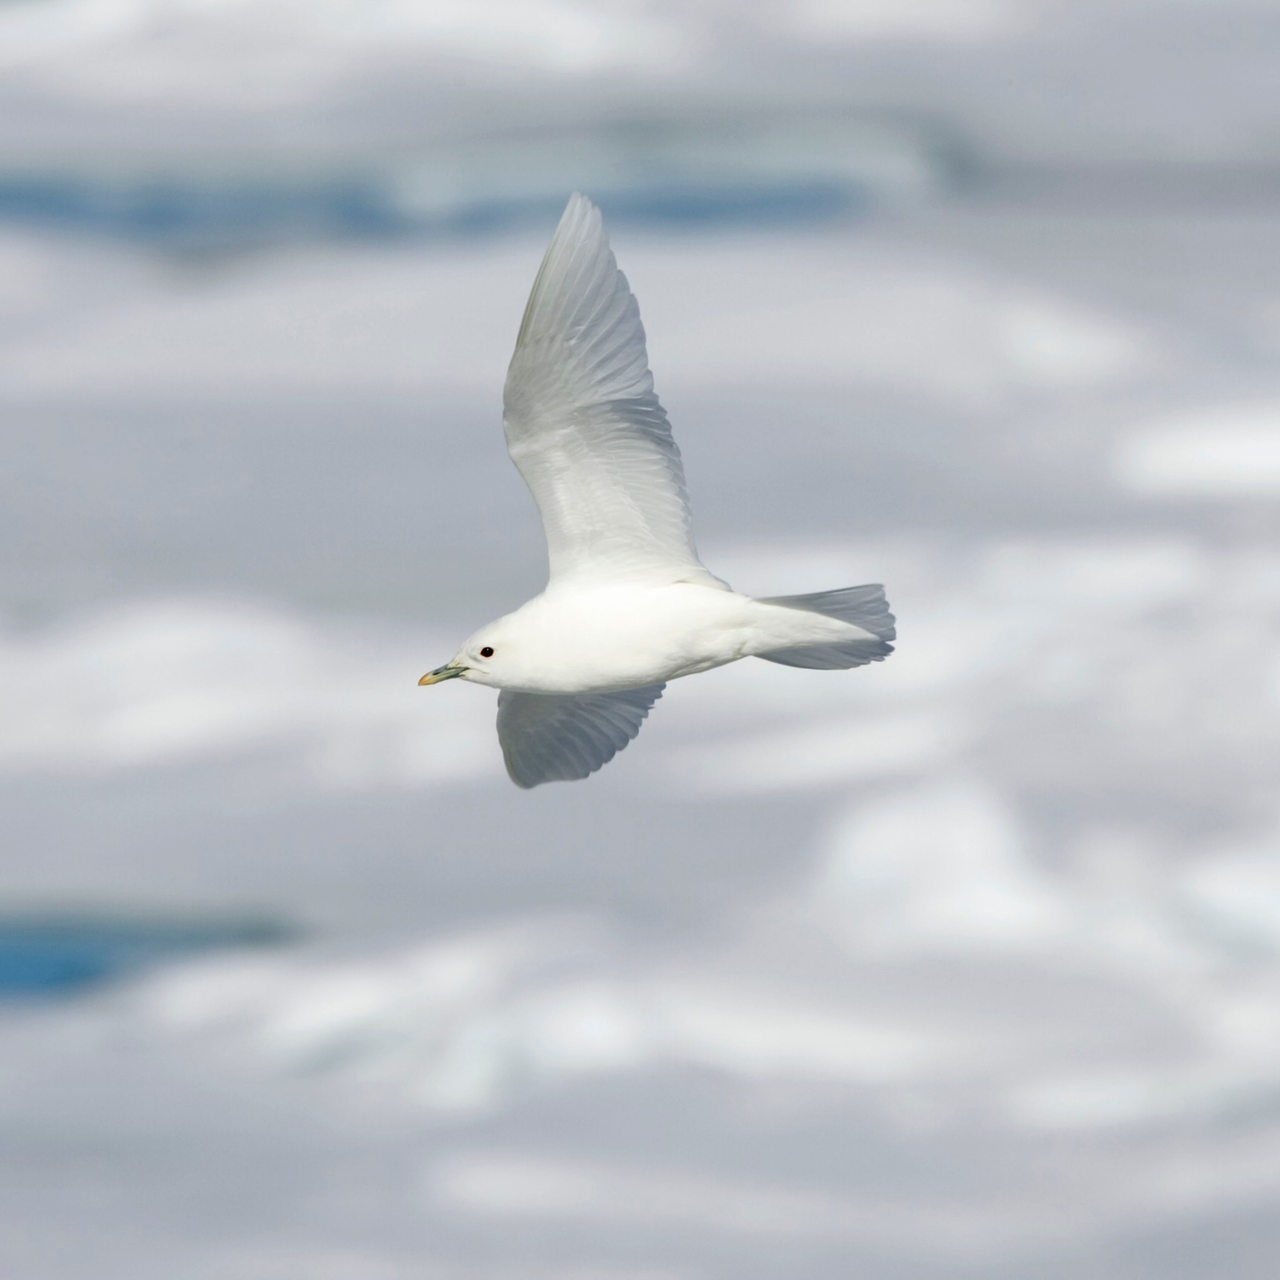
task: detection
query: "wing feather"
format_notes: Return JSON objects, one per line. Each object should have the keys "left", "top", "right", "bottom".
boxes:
{"left": 496, "top": 685, "right": 665, "bottom": 788}
{"left": 503, "top": 194, "right": 721, "bottom": 587}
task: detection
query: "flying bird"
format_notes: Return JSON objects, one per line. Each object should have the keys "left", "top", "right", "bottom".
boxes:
{"left": 420, "top": 194, "right": 894, "bottom": 788}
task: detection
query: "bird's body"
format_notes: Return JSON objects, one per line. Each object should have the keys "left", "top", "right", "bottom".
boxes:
{"left": 420, "top": 194, "right": 894, "bottom": 787}
{"left": 457, "top": 581, "right": 875, "bottom": 695}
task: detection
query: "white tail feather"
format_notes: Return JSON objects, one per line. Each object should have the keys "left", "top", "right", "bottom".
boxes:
{"left": 756, "top": 584, "right": 895, "bottom": 670}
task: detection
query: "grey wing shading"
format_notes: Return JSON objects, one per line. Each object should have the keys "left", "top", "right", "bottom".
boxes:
{"left": 496, "top": 685, "right": 666, "bottom": 788}
{"left": 502, "top": 193, "right": 723, "bottom": 588}
{"left": 757, "top": 584, "right": 896, "bottom": 669}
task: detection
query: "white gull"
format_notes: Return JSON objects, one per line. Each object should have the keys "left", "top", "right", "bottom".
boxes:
{"left": 420, "top": 194, "right": 894, "bottom": 788}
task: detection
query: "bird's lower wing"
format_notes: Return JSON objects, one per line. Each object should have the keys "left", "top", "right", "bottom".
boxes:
{"left": 503, "top": 194, "right": 720, "bottom": 587}
{"left": 496, "top": 685, "right": 665, "bottom": 788}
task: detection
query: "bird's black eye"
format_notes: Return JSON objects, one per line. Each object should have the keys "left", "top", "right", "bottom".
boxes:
{"left": 479, "top": 646, "right": 494, "bottom": 658}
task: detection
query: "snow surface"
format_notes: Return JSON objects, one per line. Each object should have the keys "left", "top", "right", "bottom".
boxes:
{"left": 1114, "top": 402, "right": 1280, "bottom": 497}
{"left": 4, "top": 2, "right": 1280, "bottom": 1278}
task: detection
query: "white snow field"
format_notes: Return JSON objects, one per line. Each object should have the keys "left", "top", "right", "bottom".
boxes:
{"left": 4, "top": 1, "right": 1280, "bottom": 1277}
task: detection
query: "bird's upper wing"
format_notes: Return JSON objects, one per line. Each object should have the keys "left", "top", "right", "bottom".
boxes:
{"left": 503, "top": 194, "right": 722, "bottom": 588}
{"left": 496, "top": 684, "right": 664, "bottom": 788}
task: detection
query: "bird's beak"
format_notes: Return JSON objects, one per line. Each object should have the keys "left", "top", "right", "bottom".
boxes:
{"left": 418, "top": 662, "right": 467, "bottom": 686}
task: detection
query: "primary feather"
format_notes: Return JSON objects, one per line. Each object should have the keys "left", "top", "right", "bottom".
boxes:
{"left": 502, "top": 194, "right": 721, "bottom": 588}
{"left": 497, "top": 685, "right": 666, "bottom": 788}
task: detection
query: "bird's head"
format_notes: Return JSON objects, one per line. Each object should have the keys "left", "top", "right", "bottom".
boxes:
{"left": 418, "top": 615, "right": 519, "bottom": 691}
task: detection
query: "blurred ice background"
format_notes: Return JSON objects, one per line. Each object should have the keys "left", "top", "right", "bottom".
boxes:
{"left": 4, "top": 1, "right": 1280, "bottom": 1276}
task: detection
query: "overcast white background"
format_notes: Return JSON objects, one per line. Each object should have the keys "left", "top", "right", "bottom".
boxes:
{"left": 4, "top": 2, "right": 1280, "bottom": 1277}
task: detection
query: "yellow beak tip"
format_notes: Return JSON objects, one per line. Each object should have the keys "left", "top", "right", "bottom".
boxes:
{"left": 420, "top": 665, "right": 464, "bottom": 686}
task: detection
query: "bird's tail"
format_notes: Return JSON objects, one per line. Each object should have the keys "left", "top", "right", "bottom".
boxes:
{"left": 755, "top": 583, "right": 895, "bottom": 669}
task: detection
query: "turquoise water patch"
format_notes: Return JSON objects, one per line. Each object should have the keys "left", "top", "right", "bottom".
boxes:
{"left": 0, "top": 915, "right": 293, "bottom": 1000}
{"left": 0, "top": 113, "right": 954, "bottom": 249}
{"left": 0, "top": 172, "right": 862, "bottom": 247}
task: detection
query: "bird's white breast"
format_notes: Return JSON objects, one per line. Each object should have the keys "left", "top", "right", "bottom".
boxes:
{"left": 499, "top": 581, "right": 758, "bottom": 694}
